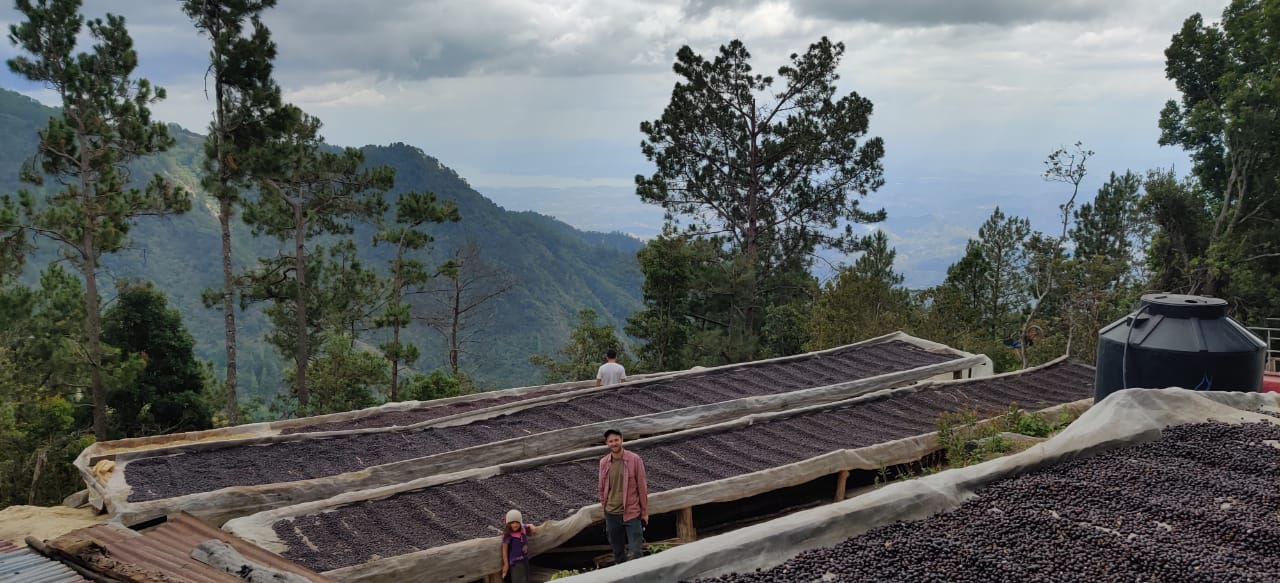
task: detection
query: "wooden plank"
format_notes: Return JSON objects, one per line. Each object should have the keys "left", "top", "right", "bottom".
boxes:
{"left": 676, "top": 507, "right": 696, "bottom": 542}
{"left": 834, "top": 470, "right": 850, "bottom": 502}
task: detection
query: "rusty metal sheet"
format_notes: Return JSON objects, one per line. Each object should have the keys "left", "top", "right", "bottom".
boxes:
{"left": 56, "top": 513, "right": 337, "bottom": 583}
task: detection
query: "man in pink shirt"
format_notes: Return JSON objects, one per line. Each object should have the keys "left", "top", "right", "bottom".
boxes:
{"left": 597, "top": 428, "right": 648, "bottom": 564}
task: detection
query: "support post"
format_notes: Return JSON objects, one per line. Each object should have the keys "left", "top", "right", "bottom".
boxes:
{"left": 484, "top": 572, "right": 504, "bottom": 583}
{"left": 676, "top": 506, "right": 696, "bottom": 542}
{"left": 834, "top": 469, "right": 850, "bottom": 502}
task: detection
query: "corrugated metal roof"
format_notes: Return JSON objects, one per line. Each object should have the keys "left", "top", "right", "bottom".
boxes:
{"left": 51, "top": 513, "right": 337, "bottom": 583}
{"left": 0, "top": 539, "right": 88, "bottom": 583}
{"left": 101, "top": 513, "right": 336, "bottom": 583}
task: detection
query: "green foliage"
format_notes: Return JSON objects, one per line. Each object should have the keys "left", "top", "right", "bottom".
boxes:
{"left": 400, "top": 370, "right": 470, "bottom": 402}
{"left": 0, "top": 265, "right": 107, "bottom": 508}
{"left": 808, "top": 231, "right": 913, "bottom": 350}
{"left": 1073, "top": 171, "right": 1144, "bottom": 262}
{"left": 530, "top": 308, "right": 631, "bottom": 384}
{"left": 645, "top": 542, "right": 676, "bottom": 554}
{"left": 284, "top": 335, "right": 386, "bottom": 417}
{"left": 935, "top": 403, "right": 1085, "bottom": 469}
{"left": 5, "top": 0, "right": 190, "bottom": 439}
{"left": 625, "top": 232, "right": 696, "bottom": 373}
{"left": 635, "top": 37, "right": 885, "bottom": 363}
{"left": 1157, "top": 1, "right": 1280, "bottom": 317}
{"left": 549, "top": 570, "right": 583, "bottom": 580}
{"left": 102, "top": 281, "right": 212, "bottom": 438}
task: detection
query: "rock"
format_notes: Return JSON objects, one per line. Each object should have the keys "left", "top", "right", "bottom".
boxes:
{"left": 62, "top": 489, "right": 89, "bottom": 508}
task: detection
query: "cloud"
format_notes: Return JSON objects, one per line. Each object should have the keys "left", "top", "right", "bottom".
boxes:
{"left": 791, "top": 0, "right": 1115, "bottom": 26}
{"left": 286, "top": 78, "right": 388, "bottom": 108}
{"left": 256, "top": 0, "right": 698, "bottom": 83}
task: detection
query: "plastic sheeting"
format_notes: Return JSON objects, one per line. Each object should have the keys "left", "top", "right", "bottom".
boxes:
{"left": 96, "top": 333, "right": 988, "bottom": 527}
{"left": 223, "top": 358, "right": 1075, "bottom": 583}
{"left": 559, "top": 388, "right": 1280, "bottom": 583}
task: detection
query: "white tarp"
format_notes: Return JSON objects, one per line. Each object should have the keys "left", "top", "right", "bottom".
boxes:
{"left": 558, "top": 388, "right": 1280, "bottom": 583}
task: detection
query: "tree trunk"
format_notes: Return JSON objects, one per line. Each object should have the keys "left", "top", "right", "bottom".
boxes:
{"left": 213, "top": 50, "right": 240, "bottom": 425}
{"left": 220, "top": 198, "right": 239, "bottom": 423}
{"left": 293, "top": 204, "right": 309, "bottom": 415}
{"left": 450, "top": 280, "right": 461, "bottom": 375}
{"left": 389, "top": 248, "right": 404, "bottom": 401}
{"left": 84, "top": 241, "right": 107, "bottom": 440}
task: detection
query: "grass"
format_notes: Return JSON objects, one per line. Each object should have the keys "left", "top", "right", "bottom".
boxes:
{"left": 645, "top": 542, "right": 677, "bottom": 554}
{"left": 936, "top": 402, "right": 1086, "bottom": 469}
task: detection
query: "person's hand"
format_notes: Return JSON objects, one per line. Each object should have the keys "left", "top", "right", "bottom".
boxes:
{"left": 502, "top": 566, "right": 508, "bottom": 578}
{"left": 642, "top": 514, "right": 649, "bottom": 525}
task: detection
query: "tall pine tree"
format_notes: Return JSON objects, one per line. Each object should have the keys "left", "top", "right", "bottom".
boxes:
{"left": 240, "top": 107, "right": 390, "bottom": 415}
{"left": 181, "top": 0, "right": 284, "bottom": 424}
{"left": 5, "top": 0, "right": 189, "bottom": 439}
{"left": 373, "top": 191, "right": 459, "bottom": 400}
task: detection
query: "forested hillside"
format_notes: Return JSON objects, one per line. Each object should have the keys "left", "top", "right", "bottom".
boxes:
{"left": 0, "top": 88, "right": 643, "bottom": 396}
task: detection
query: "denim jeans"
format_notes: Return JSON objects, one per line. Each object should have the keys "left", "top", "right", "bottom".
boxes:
{"left": 604, "top": 513, "right": 644, "bottom": 564}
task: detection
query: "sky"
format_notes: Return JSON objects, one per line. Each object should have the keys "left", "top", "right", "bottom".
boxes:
{"left": 0, "top": 0, "right": 1229, "bottom": 287}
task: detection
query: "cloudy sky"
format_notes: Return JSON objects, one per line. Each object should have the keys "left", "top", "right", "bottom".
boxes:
{"left": 1, "top": 0, "right": 1228, "bottom": 286}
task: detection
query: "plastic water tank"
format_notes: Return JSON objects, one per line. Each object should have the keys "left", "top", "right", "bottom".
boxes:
{"left": 1094, "top": 294, "right": 1265, "bottom": 401}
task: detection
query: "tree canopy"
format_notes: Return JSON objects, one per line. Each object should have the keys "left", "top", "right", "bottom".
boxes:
{"left": 633, "top": 37, "right": 885, "bottom": 363}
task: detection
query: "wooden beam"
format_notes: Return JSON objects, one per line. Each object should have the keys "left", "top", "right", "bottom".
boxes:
{"left": 834, "top": 470, "right": 850, "bottom": 502}
{"left": 676, "top": 507, "right": 696, "bottom": 542}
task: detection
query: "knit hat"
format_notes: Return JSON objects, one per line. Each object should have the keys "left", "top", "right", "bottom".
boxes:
{"left": 505, "top": 509, "right": 523, "bottom": 524}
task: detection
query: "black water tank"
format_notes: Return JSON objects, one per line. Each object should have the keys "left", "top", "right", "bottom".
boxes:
{"left": 1094, "top": 293, "right": 1265, "bottom": 401}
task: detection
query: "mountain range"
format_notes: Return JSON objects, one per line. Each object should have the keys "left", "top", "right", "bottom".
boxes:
{"left": 0, "top": 88, "right": 644, "bottom": 396}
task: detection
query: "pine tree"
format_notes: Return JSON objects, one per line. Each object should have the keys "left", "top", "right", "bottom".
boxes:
{"left": 181, "top": 0, "right": 284, "bottom": 424}
{"left": 636, "top": 37, "right": 885, "bottom": 360}
{"left": 240, "top": 107, "right": 390, "bottom": 415}
{"left": 373, "top": 191, "right": 459, "bottom": 400}
{"left": 5, "top": 0, "right": 190, "bottom": 439}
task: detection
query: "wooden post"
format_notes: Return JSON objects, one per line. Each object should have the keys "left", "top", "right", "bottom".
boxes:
{"left": 484, "top": 572, "right": 504, "bottom": 583}
{"left": 834, "top": 470, "right": 850, "bottom": 502}
{"left": 676, "top": 506, "right": 696, "bottom": 542}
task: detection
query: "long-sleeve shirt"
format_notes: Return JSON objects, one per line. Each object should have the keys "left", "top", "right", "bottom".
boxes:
{"left": 597, "top": 450, "right": 648, "bottom": 521}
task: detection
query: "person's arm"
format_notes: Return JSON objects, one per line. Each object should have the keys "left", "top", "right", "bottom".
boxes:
{"left": 527, "top": 523, "right": 537, "bottom": 535}
{"left": 595, "top": 365, "right": 603, "bottom": 387}
{"left": 635, "top": 456, "right": 649, "bottom": 524}
{"left": 501, "top": 540, "right": 509, "bottom": 576}
{"left": 598, "top": 458, "right": 608, "bottom": 506}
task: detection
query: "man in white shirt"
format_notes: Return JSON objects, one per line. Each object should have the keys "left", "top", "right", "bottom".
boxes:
{"left": 596, "top": 349, "right": 627, "bottom": 386}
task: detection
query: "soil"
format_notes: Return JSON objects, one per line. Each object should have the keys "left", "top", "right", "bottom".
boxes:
{"left": 0, "top": 505, "right": 105, "bottom": 546}
{"left": 271, "top": 361, "right": 1094, "bottom": 573}
{"left": 126, "top": 341, "right": 958, "bottom": 502}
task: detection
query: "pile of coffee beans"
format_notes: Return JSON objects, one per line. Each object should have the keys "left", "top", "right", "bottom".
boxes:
{"left": 697, "top": 421, "right": 1280, "bottom": 583}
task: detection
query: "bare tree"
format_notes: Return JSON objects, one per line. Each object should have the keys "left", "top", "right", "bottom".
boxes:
{"left": 1020, "top": 142, "right": 1091, "bottom": 367}
{"left": 419, "top": 242, "right": 514, "bottom": 376}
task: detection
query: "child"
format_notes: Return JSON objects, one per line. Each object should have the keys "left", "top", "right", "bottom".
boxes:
{"left": 501, "top": 509, "right": 537, "bottom": 583}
